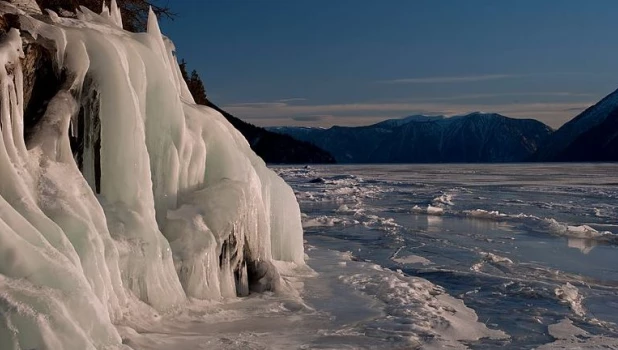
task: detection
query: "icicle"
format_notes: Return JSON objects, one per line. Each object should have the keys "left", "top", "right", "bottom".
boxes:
{"left": 100, "top": 0, "right": 109, "bottom": 17}
{"left": 110, "top": 0, "right": 123, "bottom": 29}
{"left": 146, "top": 6, "right": 159, "bottom": 36}
{"left": 0, "top": 29, "right": 25, "bottom": 162}
{"left": 45, "top": 9, "right": 61, "bottom": 23}
{"left": 90, "top": 1, "right": 121, "bottom": 28}
{"left": 19, "top": 14, "right": 67, "bottom": 70}
{"left": 236, "top": 261, "right": 249, "bottom": 297}
{"left": 63, "top": 40, "right": 91, "bottom": 138}
{"left": 219, "top": 241, "right": 236, "bottom": 298}
{"left": 147, "top": 7, "right": 173, "bottom": 75}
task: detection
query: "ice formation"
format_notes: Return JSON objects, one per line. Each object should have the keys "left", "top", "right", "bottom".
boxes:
{"left": 0, "top": 2, "right": 304, "bottom": 349}
{"left": 537, "top": 318, "right": 618, "bottom": 349}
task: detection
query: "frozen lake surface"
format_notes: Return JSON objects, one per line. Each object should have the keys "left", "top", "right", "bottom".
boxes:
{"left": 131, "top": 164, "right": 618, "bottom": 349}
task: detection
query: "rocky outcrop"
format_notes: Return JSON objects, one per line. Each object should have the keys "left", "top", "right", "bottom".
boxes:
{"left": 1, "top": 10, "right": 62, "bottom": 143}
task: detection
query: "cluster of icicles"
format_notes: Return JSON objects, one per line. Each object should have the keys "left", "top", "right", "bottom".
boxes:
{"left": 0, "top": 1, "right": 304, "bottom": 349}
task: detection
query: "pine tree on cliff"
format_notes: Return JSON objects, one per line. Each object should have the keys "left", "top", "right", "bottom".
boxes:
{"left": 178, "top": 59, "right": 189, "bottom": 81}
{"left": 178, "top": 59, "right": 207, "bottom": 105}
{"left": 188, "top": 71, "right": 207, "bottom": 105}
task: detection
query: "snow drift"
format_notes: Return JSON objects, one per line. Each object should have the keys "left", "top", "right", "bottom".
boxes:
{"left": 0, "top": 2, "right": 304, "bottom": 349}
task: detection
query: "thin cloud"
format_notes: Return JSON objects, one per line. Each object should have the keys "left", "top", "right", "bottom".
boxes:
{"left": 419, "top": 92, "right": 594, "bottom": 101}
{"left": 379, "top": 74, "right": 517, "bottom": 84}
{"left": 277, "top": 98, "right": 307, "bottom": 103}
{"left": 226, "top": 102, "right": 288, "bottom": 108}
{"left": 223, "top": 99, "right": 594, "bottom": 129}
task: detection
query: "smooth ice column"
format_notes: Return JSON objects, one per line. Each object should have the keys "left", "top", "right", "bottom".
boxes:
{"left": 0, "top": 29, "right": 83, "bottom": 269}
{"left": 269, "top": 174, "right": 305, "bottom": 263}
{"left": 165, "top": 204, "right": 223, "bottom": 299}
{"left": 28, "top": 90, "right": 128, "bottom": 321}
{"left": 74, "top": 34, "right": 186, "bottom": 309}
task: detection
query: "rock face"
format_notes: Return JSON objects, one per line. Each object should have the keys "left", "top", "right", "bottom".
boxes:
{"left": 270, "top": 113, "right": 552, "bottom": 163}
{"left": 1, "top": 10, "right": 61, "bottom": 142}
{"left": 533, "top": 89, "right": 618, "bottom": 162}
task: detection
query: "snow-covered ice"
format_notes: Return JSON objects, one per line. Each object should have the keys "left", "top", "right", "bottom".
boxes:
{"left": 279, "top": 163, "right": 618, "bottom": 348}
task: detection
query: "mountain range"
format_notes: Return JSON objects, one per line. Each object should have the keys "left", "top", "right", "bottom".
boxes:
{"left": 269, "top": 113, "right": 553, "bottom": 163}
{"left": 266, "top": 87, "right": 618, "bottom": 163}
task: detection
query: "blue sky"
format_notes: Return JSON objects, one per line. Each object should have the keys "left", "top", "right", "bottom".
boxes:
{"left": 161, "top": 0, "right": 618, "bottom": 128}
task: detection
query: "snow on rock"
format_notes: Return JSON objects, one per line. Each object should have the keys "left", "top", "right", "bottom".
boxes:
{"left": 554, "top": 282, "right": 585, "bottom": 317}
{"left": 5, "top": 0, "right": 39, "bottom": 13}
{"left": 432, "top": 193, "right": 455, "bottom": 206}
{"left": 0, "top": 4, "right": 304, "bottom": 349}
{"left": 481, "top": 252, "right": 514, "bottom": 265}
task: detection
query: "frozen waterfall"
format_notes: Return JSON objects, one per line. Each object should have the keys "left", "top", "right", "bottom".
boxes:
{"left": 0, "top": 2, "right": 304, "bottom": 349}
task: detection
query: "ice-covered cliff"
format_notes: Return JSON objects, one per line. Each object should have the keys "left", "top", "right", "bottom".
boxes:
{"left": 0, "top": 2, "right": 304, "bottom": 349}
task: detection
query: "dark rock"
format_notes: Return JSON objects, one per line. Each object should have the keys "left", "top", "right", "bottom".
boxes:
{"left": 246, "top": 260, "right": 281, "bottom": 294}
{"left": 1, "top": 13, "right": 63, "bottom": 144}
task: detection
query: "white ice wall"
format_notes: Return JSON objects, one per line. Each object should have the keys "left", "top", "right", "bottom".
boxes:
{"left": 0, "top": 2, "right": 305, "bottom": 349}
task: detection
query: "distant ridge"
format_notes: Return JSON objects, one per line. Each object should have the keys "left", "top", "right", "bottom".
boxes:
{"left": 372, "top": 115, "right": 446, "bottom": 128}
{"left": 533, "top": 88, "right": 618, "bottom": 162}
{"left": 269, "top": 112, "right": 552, "bottom": 163}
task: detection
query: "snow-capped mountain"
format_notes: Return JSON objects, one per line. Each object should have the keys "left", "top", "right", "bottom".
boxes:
{"left": 533, "top": 88, "right": 618, "bottom": 161}
{"left": 269, "top": 112, "right": 552, "bottom": 163}
{"left": 372, "top": 114, "right": 446, "bottom": 128}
